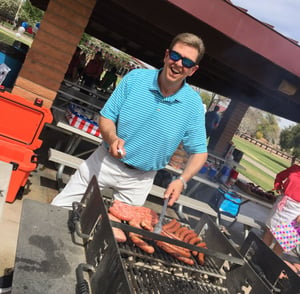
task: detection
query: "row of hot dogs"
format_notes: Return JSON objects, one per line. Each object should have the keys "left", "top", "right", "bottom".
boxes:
{"left": 108, "top": 200, "right": 207, "bottom": 265}
{"left": 157, "top": 219, "right": 207, "bottom": 265}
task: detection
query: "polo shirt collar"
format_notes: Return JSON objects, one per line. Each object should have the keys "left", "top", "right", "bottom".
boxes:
{"left": 150, "top": 68, "right": 188, "bottom": 102}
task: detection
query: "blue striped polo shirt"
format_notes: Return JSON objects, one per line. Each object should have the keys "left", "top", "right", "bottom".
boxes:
{"left": 100, "top": 68, "right": 207, "bottom": 171}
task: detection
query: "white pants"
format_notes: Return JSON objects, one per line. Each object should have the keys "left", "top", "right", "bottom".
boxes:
{"left": 51, "top": 144, "right": 157, "bottom": 208}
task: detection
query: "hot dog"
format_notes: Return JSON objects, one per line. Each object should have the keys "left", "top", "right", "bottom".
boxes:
{"left": 108, "top": 213, "right": 127, "bottom": 243}
{"left": 140, "top": 220, "right": 153, "bottom": 232}
{"left": 130, "top": 234, "right": 155, "bottom": 254}
{"left": 166, "top": 222, "right": 181, "bottom": 233}
{"left": 175, "top": 226, "right": 188, "bottom": 238}
{"left": 161, "top": 229, "right": 182, "bottom": 241}
{"left": 162, "top": 219, "right": 178, "bottom": 230}
{"left": 197, "top": 252, "right": 205, "bottom": 265}
{"left": 156, "top": 240, "right": 191, "bottom": 258}
{"left": 183, "top": 231, "right": 198, "bottom": 243}
{"left": 163, "top": 218, "right": 178, "bottom": 230}
{"left": 189, "top": 236, "right": 202, "bottom": 246}
{"left": 176, "top": 256, "right": 195, "bottom": 265}
{"left": 156, "top": 241, "right": 194, "bottom": 265}
{"left": 179, "top": 229, "right": 195, "bottom": 240}
{"left": 113, "top": 228, "right": 127, "bottom": 243}
{"left": 192, "top": 241, "right": 207, "bottom": 256}
{"left": 163, "top": 219, "right": 180, "bottom": 233}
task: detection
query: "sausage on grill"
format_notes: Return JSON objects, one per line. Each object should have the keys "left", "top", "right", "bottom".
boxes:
{"left": 108, "top": 213, "right": 127, "bottom": 243}
{"left": 183, "top": 231, "right": 198, "bottom": 243}
{"left": 197, "top": 252, "right": 205, "bottom": 265}
{"left": 175, "top": 226, "right": 188, "bottom": 238}
{"left": 179, "top": 229, "right": 194, "bottom": 240}
{"left": 189, "top": 236, "right": 202, "bottom": 246}
{"left": 156, "top": 240, "right": 191, "bottom": 258}
{"left": 166, "top": 222, "right": 181, "bottom": 233}
{"left": 130, "top": 234, "right": 155, "bottom": 254}
{"left": 192, "top": 241, "right": 206, "bottom": 256}
{"left": 176, "top": 255, "right": 195, "bottom": 265}
{"left": 162, "top": 219, "right": 178, "bottom": 230}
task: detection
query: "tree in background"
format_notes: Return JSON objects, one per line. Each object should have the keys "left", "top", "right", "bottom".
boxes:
{"left": 0, "top": 0, "right": 43, "bottom": 28}
{"left": 18, "top": 0, "right": 43, "bottom": 26}
{"left": 0, "top": 0, "right": 18, "bottom": 22}
{"left": 239, "top": 107, "right": 280, "bottom": 144}
{"left": 239, "top": 107, "right": 263, "bottom": 136}
{"left": 257, "top": 113, "right": 280, "bottom": 144}
{"left": 280, "top": 124, "right": 300, "bottom": 161}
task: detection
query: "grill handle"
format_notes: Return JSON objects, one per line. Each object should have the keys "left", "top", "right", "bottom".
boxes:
{"left": 76, "top": 263, "right": 95, "bottom": 294}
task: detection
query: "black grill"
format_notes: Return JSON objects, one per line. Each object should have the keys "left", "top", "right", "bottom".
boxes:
{"left": 72, "top": 176, "right": 299, "bottom": 294}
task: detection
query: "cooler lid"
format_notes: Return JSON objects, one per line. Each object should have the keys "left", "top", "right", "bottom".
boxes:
{"left": 0, "top": 91, "right": 53, "bottom": 150}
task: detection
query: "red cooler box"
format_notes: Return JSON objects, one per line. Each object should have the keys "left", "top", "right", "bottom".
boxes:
{"left": 0, "top": 91, "right": 53, "bottom": 202}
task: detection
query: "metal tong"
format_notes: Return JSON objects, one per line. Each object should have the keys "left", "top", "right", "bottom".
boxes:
{"left": 153, "top": 198, "right": 168, "bottom": 234}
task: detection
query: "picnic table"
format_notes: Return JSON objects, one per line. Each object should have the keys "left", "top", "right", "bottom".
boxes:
{"left": 48, "top": 107, "right": 102, "bottom": 188}
{"left": 53, "top": 80, "right": 109, "bottom": 116}
{"left": 62, "top": 79, "right": 110, "bottom": 100}
{"left": 207, "top": 152, "right": 245, "bottom": 171}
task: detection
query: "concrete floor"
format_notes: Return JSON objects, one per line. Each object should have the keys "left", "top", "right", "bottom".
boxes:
{"left": 0, "top": 165, "right": 61, "bottom": 276}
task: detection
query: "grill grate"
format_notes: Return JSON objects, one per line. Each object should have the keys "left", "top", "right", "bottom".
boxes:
{"left": 125, "top": 263, "right": 230, "bottom": 294}
{"left": 119, "top": 240, "right": 226, "bottom": 280}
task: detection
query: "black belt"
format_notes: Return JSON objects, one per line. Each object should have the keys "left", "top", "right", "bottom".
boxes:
{"left": 104, "top": 145, "right": 137, "bottom": 170}
{"left": 123, "top": 162, "right": 137, "bottom": 170}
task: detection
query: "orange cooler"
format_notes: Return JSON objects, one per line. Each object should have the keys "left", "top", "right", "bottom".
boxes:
{"left": 0, "top": 91, "right": 53, "bottom": 202}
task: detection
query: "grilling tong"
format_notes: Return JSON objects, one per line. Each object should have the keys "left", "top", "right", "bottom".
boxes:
{"left": 153, "top": 198, "right": 168, "bottom": 234}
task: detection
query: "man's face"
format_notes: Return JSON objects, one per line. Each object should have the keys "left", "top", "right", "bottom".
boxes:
{"left": 163, "top": 42, "right": 199, "bottom": 83}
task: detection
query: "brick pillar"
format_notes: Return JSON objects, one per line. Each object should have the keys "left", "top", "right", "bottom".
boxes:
{"left": 169, "top": 143, "right": 189, "bottom": 170}
{"left": 208, "top": 99, "right": 248, "bottom": 155}
{"left": 12, "top": 0, "right": 96, "bottom": 108}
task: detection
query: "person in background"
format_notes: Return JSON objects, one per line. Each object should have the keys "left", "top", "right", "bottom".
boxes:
{"left": 65, "top": 47, "right": 82, "bottom": 82}
{"left": 98, "top": 66, "right": 118, "bottom": 92}
{"left": 51, "top": 32, "right": 208, "bottom": 209}
{"left": 82, "top": 50, "right": 105, "bottom": 88}
{"left": 263, "top": 164, "right": 300, "bottom": 256}
{"left": 205, "top": 105, "right": 220, "bottom": 139}
{"left": 77, "top": 51, "right": 86, "bottom": 81}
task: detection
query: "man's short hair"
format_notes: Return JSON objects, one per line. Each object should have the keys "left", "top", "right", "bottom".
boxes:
{"left": 169, "top": 32, "right": 205, "bottom": 64}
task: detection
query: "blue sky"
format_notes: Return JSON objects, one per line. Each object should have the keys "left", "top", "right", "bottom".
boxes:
{"left": 231, "top": 0, "right": 300, "bottom": 43}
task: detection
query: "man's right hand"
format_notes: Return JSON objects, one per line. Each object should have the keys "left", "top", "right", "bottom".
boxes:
{"left": 109, "top": 139, "right": 126, "bottom": 158}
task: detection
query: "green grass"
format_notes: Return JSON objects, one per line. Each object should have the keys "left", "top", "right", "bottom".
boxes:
{"left": 233, "top": 136, "right": 290, "bottom": 191}
{"left": 0, "top": 26, "right": 32, "bottom": 47}
{"left": 233, "top": 136, "right": 289, "bottom": 173}
{"left": 0, "top": 30, "right": 16, "bottom": 45}
{"left": 238, "top": 158, "right": 275, "bottom": 191}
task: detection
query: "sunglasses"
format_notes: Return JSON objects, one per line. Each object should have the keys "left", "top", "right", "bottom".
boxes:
{"left": 168, "top": 50, "right": 197, "bottom": 68}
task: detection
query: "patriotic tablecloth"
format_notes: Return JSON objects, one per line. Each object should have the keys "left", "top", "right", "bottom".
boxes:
{"left": 65, "top": 104, "right": 101, "bottom": 137}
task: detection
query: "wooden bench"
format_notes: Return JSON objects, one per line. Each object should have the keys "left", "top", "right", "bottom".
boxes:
{"left": 48, "top": 148, "right": 266, "bottom": 236}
